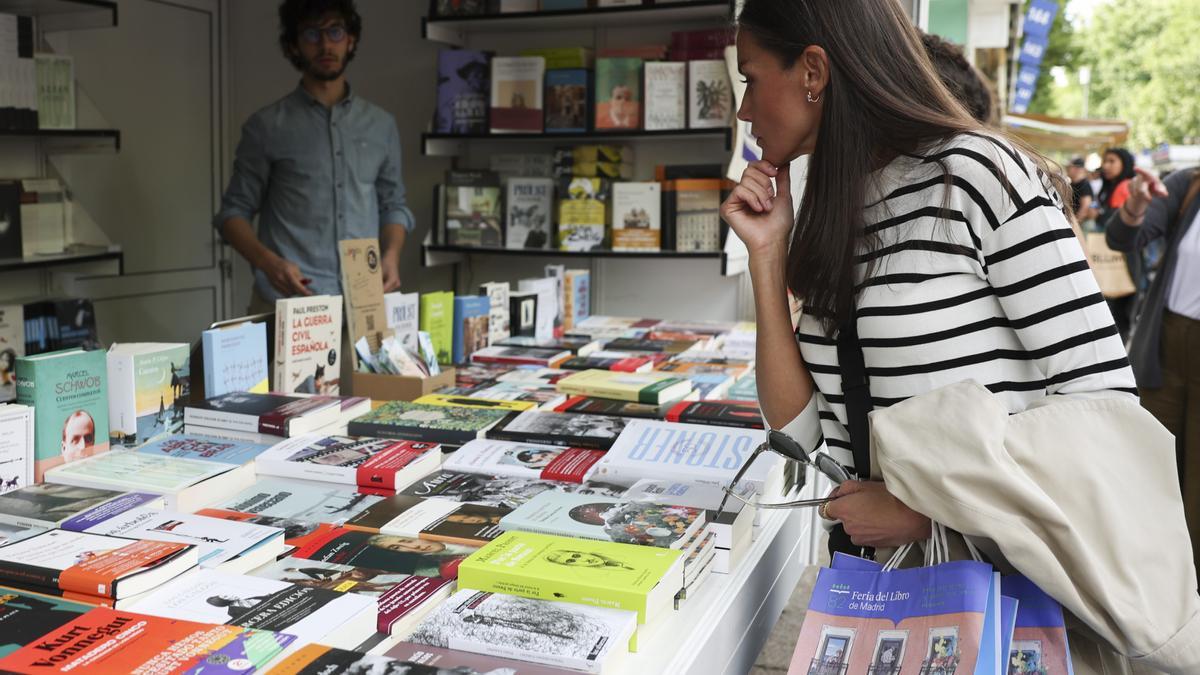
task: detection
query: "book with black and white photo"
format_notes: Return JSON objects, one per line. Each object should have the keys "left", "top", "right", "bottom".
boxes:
{"left": 184, "top": 391, "right": 341, "bottom": 439}
{"left": 486, "top": 410, "right": 628, "bottom": 450}
{"left": 254, "top": 435, "right": 442, "bottom": 493}
{"left": 443, "top": 169, "right": 504, "bottom": 248}
{"left": 500, "top": 490, "right": 706, "bottom": 550}
{"left": 0, "top": 483, "right": 164, "bottom": 531}
{"left": 347, "top": 401, "right": 511, "bottom": 447}
{"left": 400, "top": 470, "right": 623, "bottom": 511}
{"left": 442, "top": 438, "right": 604, "bottom": 484}
{"left": 127, "top": 568, "right": 377, "bottom": 653}
{"left": 687, "top": 59, "right": 732, "bottom": 129}
{"left": 407, "top": 589, "right": 636, "bottom": 674}
{"left": 506, "top": 177, "right": 554, "bottom": 250}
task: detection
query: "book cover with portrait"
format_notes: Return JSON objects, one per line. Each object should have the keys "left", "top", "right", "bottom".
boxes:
{"left": 15, "top": 348, "right": 108, "bottom": 482}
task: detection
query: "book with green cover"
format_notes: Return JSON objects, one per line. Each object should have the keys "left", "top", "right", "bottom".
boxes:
{"left": 458, "top": 530, "right": 684, "bottom": 625}
{"left": 347, "top": 401, "right": 511, "bottom": 446}
{"left": 420, "top": 292, "right": 454, "bottom": 366}
{"left": 15, "top": 348, "right": 109, "bottom": 482}
{"left": 556, "top": 369, "right": 693, "bottom": 404}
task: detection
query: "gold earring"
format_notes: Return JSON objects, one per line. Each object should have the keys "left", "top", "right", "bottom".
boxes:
{"left": 807, "top": 90, "right": 821, "bottom": 103}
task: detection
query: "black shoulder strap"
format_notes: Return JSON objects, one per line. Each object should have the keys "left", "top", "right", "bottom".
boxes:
{"left": 836, "top": 309, "right": 872, "bottom": 480}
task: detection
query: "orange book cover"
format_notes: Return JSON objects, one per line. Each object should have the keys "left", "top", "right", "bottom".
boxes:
{"left": 59, "top": 539, "right": 190, "bottom": 598}
{"left": 0, "top": 607, "right": 293, "bottom": 674}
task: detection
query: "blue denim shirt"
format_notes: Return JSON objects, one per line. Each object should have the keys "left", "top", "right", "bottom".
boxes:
{"left": 214, "top": 84, "right": 414, "bottom": 301}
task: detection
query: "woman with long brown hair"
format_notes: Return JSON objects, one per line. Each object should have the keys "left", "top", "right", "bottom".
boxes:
{"left": 723, "top": 1, "right": 1134, "bottom": 553}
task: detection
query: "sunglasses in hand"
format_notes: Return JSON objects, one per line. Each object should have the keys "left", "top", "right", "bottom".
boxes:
{"left": 715, "top": 429, "right": 852, "bottom": 520}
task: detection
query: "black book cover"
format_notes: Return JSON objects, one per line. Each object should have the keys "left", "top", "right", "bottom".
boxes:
{"left": 486, "top": 410, "right": 627, "bottom": 450}
{"left": 557, "top": 396, "right": 664, "bottom": 419}
{"left": 0, "top": 182, "right": 22, "bottom": 260}
{"left": 665, "top": 400, "right": 764, "bottom": 430}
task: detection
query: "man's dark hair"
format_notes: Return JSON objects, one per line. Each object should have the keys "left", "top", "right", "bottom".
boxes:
{"left": 278, "top": 0, "right": 363, "bottom": 70}
{"left": 920, "top": 32, "right": 995, "bottom": 125}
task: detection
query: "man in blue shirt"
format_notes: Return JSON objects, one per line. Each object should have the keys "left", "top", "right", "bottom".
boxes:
{"left": 214, "top": 0, "right": 414, "bottom": 308}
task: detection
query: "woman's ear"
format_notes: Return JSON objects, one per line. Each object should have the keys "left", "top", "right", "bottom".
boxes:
{"left": 799, "top": 45, "right": 830, "bottom": 98}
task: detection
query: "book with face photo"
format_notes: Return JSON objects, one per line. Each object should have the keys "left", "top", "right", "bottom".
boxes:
{"left": 436, "top": 49, "right": 490, "bottom": 134}
{"left": 290, "top": 526, "right": 477, "bottom": 580}
{"left": 15, "top": 348, "right": 109, "bottom": 482}
{"left": 400, "top": 470, "right": 622, "bottom": 510}
{"left": 0, "top": 483, "right": 163, "bottom": 531}
{"left": 500, "top": 491, "right": 705, "bottom": 550}
{"left": 506, "top": 177, "right": 554, "bottom": 250}
{"left": 209, "top": 478, "right": 386, "bottom": 525}
{"left": 487, "top": 410, "right": 628, "bottom": 450}
{"left": 443, "top": 439, "right": 604, "bottom": 483}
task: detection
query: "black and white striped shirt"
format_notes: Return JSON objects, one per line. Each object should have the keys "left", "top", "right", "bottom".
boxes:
{"left": 779, "top": 133, "right": 1137, "bottom": 469}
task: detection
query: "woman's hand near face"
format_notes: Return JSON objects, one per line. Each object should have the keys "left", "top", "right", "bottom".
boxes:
{"left": 721, "top": 160, "right": 794, "bottom": 260}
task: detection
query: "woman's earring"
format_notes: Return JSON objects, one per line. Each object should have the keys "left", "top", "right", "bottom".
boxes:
{"left": 807, "top": 90, "right": 821, "bottom": 103}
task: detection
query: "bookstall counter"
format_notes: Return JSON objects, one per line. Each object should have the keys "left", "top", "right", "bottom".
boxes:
{"left": 621, "top": 478, "right": 818, "bottom": 675}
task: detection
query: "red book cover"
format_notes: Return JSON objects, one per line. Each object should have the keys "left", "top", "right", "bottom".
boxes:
{"left": 490, "top": 107, "right": 543, "bottom": 132}
{"left": 258, "top": 396, "right": 336, "bottom": 435}
{"left": 540, "top": 447, "right": 605, "bottom": 483}
{"left": 612, "top": 356, "right": 652, "bottom": 372}
{"left": 664, "top": 400, "right": 764, "bottom": 429}
{"left": 356, "top": 441, "right": 440, "bottom": 494}
{"left": 376, "top": 575, "right": 455, "bottom": 634}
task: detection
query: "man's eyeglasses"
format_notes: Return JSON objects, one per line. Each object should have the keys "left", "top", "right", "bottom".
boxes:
{"left": 715, "top": 429, "right": 852, "bottom": 519}
{"left": 300, "top": 25, "right": 348, "bottom": 44}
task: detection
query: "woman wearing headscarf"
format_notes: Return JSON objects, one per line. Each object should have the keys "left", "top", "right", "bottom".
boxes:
{"left": 1097, "top": 148, "right": 1139, "bottom": 339}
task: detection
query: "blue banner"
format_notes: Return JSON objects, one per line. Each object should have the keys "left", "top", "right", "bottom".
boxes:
{"left": 1023, "top": 0, "right": 1059, "bottom": 39}
{"left": 1011, "top": 65, "right": 1039, "bottom": 113}
{"left": 1018, "top": 34, "right": 1048, "bottom": 67}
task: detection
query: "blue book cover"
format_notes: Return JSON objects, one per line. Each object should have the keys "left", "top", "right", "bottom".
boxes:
{"left": 436, "top": 49, "right": 490, "bottom": 134}
{"left": 1001, "top": 575, "right": 1074, "bottom": 675}
{"left": 999, "top": 595, "right": 1019, "bottom": 673}
{"left": 545, "top": 68, "right": 590, "bottom": 133}
{"left": 202, "top": 321, "right": 268, "bottom": 398}
{"left": 452, "top": 296, "right": 491, "bottom": 365}
{"left": 135, "top": 433, "right": 272, "bottom": 466}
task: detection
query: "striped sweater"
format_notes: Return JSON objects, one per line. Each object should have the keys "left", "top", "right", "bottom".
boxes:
{"left": 778, "top": 132, "right": 1137, "bottom": 470}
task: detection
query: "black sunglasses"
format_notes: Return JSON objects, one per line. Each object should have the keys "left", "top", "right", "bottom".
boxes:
{"left": 715, "top": 429, "right": 851, "bottom": 519}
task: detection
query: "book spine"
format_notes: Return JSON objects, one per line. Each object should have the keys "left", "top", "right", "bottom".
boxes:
{"left": 273, "top": 302, "right": 288, "bottom": 393}
{"left": 183, "top": 408, "right": 259, "bottom": 433}
{"left": 345, "top": 421, "right": 473, "bottom": 447}
{"left": 105, "top": 353, "right": 136, "bottom": 444}
{"left": 0, "top": 558, "right": 60, "bottom": 592}
{"left": 558, "top": 381, "right": 639, "bottom": 403}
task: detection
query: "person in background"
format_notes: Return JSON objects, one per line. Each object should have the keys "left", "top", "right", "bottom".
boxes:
{"left": 1105, "top": 165, "right": 1200, "bottom": 573}
{"left": 1068, "top": 157, "right": 1095, "bottom": 225}
{"left": 1097, "top": 147, "right": 1139, "bottom": 339}
{"left": 214, "top": 0, "right": 414, "bottom": 310}
{"left": 919, "top": 32, "right": 995, "bottom": 125}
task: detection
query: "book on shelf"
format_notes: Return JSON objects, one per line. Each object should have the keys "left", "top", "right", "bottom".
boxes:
{"left": 254, "top": 435, "right": 441, "bottom": 494}
{"left": 0, "top": 304, "right": 23, "bottom": 403}
{"left": 500, "top": 490, "right": 705, "bottom": 550}
{"left": 664, "top": 399, "right": 763, "bottom": 429}
{"left": 105, "top": 342, "right": 190, "bottom": 448}
{"left": 127, "top": 567, "right": 377, "bottom": 653}
{"left": 452, "top": 296, "right": 491, "bottom": 365}
{"left": 75, "top": 505, "right": 285, "bottom": 574}
{"left": 0, "top": 183, "right": 20, "bottom": 261}
{"left": 289, "top": 526, "right": 476, "bottom": 579}
{"left": 413, "top": 394, "right": 537, "bottom": 412}
{"left": 0, "top": 586, "right": 94, "bottom": 658}
{"left": 508, "top": 291, "right": 538, "bottom": 338}
{"left": 201, "top": 320, "right": 269, "bottom": 398}
{"left": 383, "top": 291, "right": 420, "bottom": 353}
{"left": 274, "top": 295, "right": 343, "bottom": 396}
{"left": 478, "top": 281, "right": 511, "bottom": 344}
{"left": 408, "top": 589, "right": 637, "bottom": 673}
{"left": 0, "top": 607, "right": 294, "bottom": 674}
{"left": 487, "top": 410, "right": 627, "bottom": 450}
{"left": 42, "top": 450, "right": 255, "bottom": 512}
{"left": 564, "top": 269, "right": 591, "bottom": 331}
{"left": 470, "top": 345, "right": 571, "bottom": 368}
{"left": 347, "top": 401, "right": 510, "bottom": 446}
{"left": 184, "top": 391, "right": 340, "bottom": 440}
{"left": 0, "top": 19, "right": 35, "bottom": 130}
{"left": 0, "top": 529, "right": 196, "bottom": 601}
{"left": 558, "top": 177, "right": 609, "bottom": 252}
{"left": 490, "top": 56, "right": 545, "bottom": 133}
{"left": 554, "top": 396, "right": 665, "bottom": 419}
{"left": 22, "top": 299, "right": 101, "bottom": 356}
{"left": 0, "top": 483, "right": 163, "bottom": 532}
{"left": 517, "top": 276, "right": 559, "bottom": 344}
{"left": 19, "top": 178, "right": 66, "bottom": 257}
{"left": 420, "top": 291, "right": 455, "bottom": 366}
{"left": 443, "top": 170, "right": 503, "bottom": 248}
{"left": 545, "top": 68, "right": 591, "bottom": 133}
{"left": 458, "top": 530, "right": 684, "bottom": 626}
{"left": 443, "top": 439, "right": 604, "bottom": 483}
{"left": 35, "top": 52, "right": 74, "bottom": 131}
{"left": 14, "top": 348, "right": 108, "bottom": 482}
{"left": 505, "top": 177, "right": 554, "bottom": 250}
{"left": 435, "top": 48, "right": 490, "bottom": 135}
{"left": 611, "top": 181, "right": 662, "bottom": 251}
{"left": 592, "top": 419, "right": 781, "bottom": 492}
{"left": 644, "top": 60, "right": 687, "bottom": 131}
{"left": 0, "top": 404, "right": 32, "bottom": 494}
{"left": 595, "top": 58, "right": 642, "bottom": 130}
{"left": 560, "top": 354, "right": 654, "bottom": 373}
{"left": 520, "top": 46, "right": 593, "bottom": 70}
{"left": 556, "top": 369, "right": 693, "bottom": 404}
{"left": 665, "top": 178, "right": 724, "bottom": 252}
{"left": 687, "top": 59, "right": 733, "bottom": 128}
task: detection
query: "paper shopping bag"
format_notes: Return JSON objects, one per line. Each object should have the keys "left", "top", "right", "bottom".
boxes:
{"left": 788, "top": 560, "right": 996, "bottom": 675}
{"left": 1001, "top": 575, "right": 1075, "bottom": 675}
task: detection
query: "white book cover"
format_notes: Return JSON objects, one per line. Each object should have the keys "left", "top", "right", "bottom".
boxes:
{"left": 611, "top": 182, "right": 662, "bottom": 251}
{"left": 106, "top": 342, "right": 190, "bottom": 448}
{"left": 80, "top": 505, "right": 283, "bottom": 569}
{"left": 478, "top": 281, "right": 511, "bottom": 344}
{"left": 0, "top": 404, "right": 33, "bottom": 495}
{"left": 408, "top": 589, "right": 637, "bottom": 673}
{"left": 442, "top": 439, "right": 573, "bottom": 481}
{"left": 216, "top": 478, "right": 385, "bottom": 524}
{"left": 490, "top": 56, "right": 545, "bottom": 133}
{"left": 0, "top": 304, "right": 24, "bottom": 403}
{"left": 254, "top": 434, "right": 440, "bottom": 488}
{"left": 43, "top": 451, "right": 248, "bottom": 511}
{"left": 383, "top": 292, "right": 420, "bottom": 352}
{"left": 517, "top": 277, "right": 558, "bottom": 344}
{"left": 544, "top": 264, "right": 566, "bottom": 328}
{"left": 0, "top": 529, "right": 145, "bottom": 572}
{"left": 505, "top": 178, "right": 554, "bottom": 250}
{"left": 592, "top": 419, "right": 775, "bottom": 490}
{"left": 644, "top": 61, "right": 686, "bottom": 131}
{"left": 688, "top": 59, "right": 733, "bottom": 129}
{"left": 274, "top": 295, "right": 343, "bottom": 396}
{"left": 127, "top": 568, "right": 376, "bottom": 651}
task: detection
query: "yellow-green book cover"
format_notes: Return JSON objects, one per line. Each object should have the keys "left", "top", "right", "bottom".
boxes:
{"left": 457, "top": 530, "right": 683, "bottom": 625}
{"left": 555, "top": 369, "right": 692, "bottom": 404}
{"left": 420, "top": 292, "right": 454, "bottom": 366}
{"left": 413, "top": 394, "right": 537, "bottom": 412}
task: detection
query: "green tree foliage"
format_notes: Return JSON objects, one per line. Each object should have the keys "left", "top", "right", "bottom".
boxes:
{"left": 1030, "top": 0, "right": 1200, "bottom": 149}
